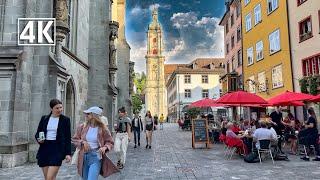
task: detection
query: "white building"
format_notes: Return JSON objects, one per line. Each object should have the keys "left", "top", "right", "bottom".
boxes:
{"left": 166, "top": 58, "right": 225, "bottom": 122}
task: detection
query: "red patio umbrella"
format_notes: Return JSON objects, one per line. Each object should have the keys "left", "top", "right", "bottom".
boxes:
{"left": 216, "top": 90, "right": 268, "bottom": 104}
{"left": 268, "top": 101, "right": 305, "bottom": 107}
{"left": 310, "top": 94, "right": 320, "bottom": 102}
{"left": 268, "top": 90, "right": 315, "bottom": 105}
{"left": 189, "top": 98, "right": 220, "bottom": 108}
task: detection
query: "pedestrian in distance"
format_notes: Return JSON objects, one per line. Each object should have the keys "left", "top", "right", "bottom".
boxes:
{"left": 114, "top": 107, "right": 132, "bottom": 169}
{"left": 145, "top": 111, "right": 155, "bottom": 149}
{"left": 131, "top": 112, "right": 143, "bottom": 148}
{"left": 159, "top": 113, "right": 165, "bottom": 130}
{"left": 99, "top": 106, "right": 109, "bottom": 129}
{"left": 72, "top": 106, "right": 116, "bottom": 180}
{"left": 35, "top": 99, "right": 72, "bottom": 180}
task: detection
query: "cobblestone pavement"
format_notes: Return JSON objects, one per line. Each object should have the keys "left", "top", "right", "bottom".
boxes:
{"left": 1, "top": 123, "right": 320, "bottom": 180}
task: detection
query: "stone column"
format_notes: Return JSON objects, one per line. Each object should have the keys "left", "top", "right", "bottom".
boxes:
{"left": 54, "top": 0, "right": 70, "bottom": 64}
{"left": 109, "top": 21, "right": 119, "bottom": 128}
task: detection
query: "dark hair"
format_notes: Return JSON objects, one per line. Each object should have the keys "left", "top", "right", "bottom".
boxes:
{"left": 49, "top": 99, "right": 62, "bottom": 109}
{"left": 99, "top": 106, "right": 104, "bottom": 110}
{"left": 308, "top": 107, "right": 317, "bottom": 119}
{"left": 260, "top": 121, "right": 267, "bottom": 128}
{"left": 145, "top": 110, "right": 152, "bottom": 118}
{"left": 119, "top": 106, "right": 126, "bottom": 113}
{"left": 288, "top": 112, "right": 294, "bottom": 120}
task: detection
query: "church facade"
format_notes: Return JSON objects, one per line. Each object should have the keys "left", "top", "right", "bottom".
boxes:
{"left": 0, "top": 0, "right": 132, "bottom": 167}
{"left": 145, "top": 9, "right": 167, "bottom": 118}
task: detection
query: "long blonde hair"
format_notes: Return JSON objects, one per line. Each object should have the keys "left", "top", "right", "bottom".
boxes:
{"left": 85, "top": 113, "right": 105, "bottom": 130}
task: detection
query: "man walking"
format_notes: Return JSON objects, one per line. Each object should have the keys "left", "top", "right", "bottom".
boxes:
{"left": 270, "top": 107, "right": 285, "bottom": 153}
{"left": 114, "top": 107, "right": 131, "bottom": 169}
{"left": 131, "top": 113, "right": 143, "bottom": 148}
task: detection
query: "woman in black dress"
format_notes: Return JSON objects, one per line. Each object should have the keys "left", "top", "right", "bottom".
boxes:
{"left": 35, "top": 99, "right": 72, "bottom": 179}
{"left": 300, "top": 107, "right": 320, "bottom": 161}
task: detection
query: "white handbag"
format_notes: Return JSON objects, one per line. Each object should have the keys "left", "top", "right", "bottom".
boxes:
{"left": 71, "top": 148, "right": 80, "bottom": 165}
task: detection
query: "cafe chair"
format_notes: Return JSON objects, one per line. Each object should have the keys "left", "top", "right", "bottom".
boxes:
{"left": 257, "top": 139, "right": 274, "bottom": 164}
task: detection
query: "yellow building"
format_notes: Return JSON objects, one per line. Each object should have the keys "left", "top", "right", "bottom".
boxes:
{"left": 242, "top": 0, "right": 293, "bottom": 99}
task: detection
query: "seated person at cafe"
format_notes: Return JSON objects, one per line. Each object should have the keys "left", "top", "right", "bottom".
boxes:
{"left": 226, "top": 122, "right": 248, "bottom": 155}
{"left": 240, "top": 119, "right": 251, "bottom": 131}
{"left": 253, "top": 120, "right": 278, "bottom": 150}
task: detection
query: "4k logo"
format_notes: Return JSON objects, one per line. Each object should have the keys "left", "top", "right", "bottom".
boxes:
{"left": 18, "top": 18, "right": 56, "bottom": 46}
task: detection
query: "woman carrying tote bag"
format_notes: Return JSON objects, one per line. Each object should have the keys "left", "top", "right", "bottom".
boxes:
{"left": 72, "top": 106, "right": 119, "bottom": 180}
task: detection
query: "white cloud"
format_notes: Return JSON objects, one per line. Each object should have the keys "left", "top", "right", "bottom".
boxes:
{"left": 130, "top": 6, "right": 145, "bottom": 16}
{"left": 166, "top": 12, "right": 224, "bottom": 64}
{"left": 149, "top": 3, "right": 160, "bottom": 11}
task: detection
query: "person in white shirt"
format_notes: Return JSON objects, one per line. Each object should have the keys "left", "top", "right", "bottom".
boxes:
{"left": 253, "top": 121, "right": 277, "bottom": 149}
{"left": 99, "top": 106, "right": 109, "bottom": 127}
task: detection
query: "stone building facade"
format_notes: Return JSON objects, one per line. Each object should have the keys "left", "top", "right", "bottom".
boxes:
{"left": 0, "top": 0, "right": 132, "bottom": 167}
{"left": 112, "top": 0, "right": 134, "bottom": 117}
{"left": 145, "top": 8, "right": 167, "bottom": 118}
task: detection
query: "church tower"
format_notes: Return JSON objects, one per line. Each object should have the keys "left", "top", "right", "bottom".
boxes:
{"left": 145, "top": 8, "right": 167, "bottom": 118}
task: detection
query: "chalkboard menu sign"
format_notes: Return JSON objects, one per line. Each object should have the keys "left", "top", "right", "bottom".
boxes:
{"left": 192, "top": 119, "right": 210, "bottom": 149}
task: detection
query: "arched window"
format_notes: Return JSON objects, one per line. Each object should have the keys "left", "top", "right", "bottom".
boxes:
{"left": 153, "top": 38, "right": 157, "bottom": 42}
{"left": 153, "top": 49, "right": 157, "bottom": 55}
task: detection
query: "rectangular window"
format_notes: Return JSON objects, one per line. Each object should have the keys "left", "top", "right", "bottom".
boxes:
{"left": 258, "top": 71, "right": 266, "bottom": 92}
{"left": 245, "top": 13, "right": 252, "bottom": 32}
{"left": 202, "top": 89, "right": 209, "bottom": 98}
{"left": 226, "top": 43, "right": 229, "bottom": 54}
{"left": 254, "top": 4, "right": 262, "bottom": 25}
{"left": 226, "top": 22, "right": 229, "bottom": 33}
{"left": 299, "top": 16, "right": 313, "bottom": 42}
{"left": 185, "top": 89, "right": 191, "bottom": 98}
{"left": 269, "top": 29, "right": 281, "bottom": 54}
{"left": 202, "top": 75, "right": 209, "bottom": 83}
{"left": 267, "top": 0, "right": 278, "bottom": 14}
{"left": 297, "top": 0, "right": 307, "bottom": 6}
{"left": 184, "top": 75, "right": 191, "bottom": 84}
{"left": 236, "top": 4, "right": 241, "bottom": 17}
{"left": 231, "top": 35, "right": 235, "bottom": 48}
{"left": 302, "top": 55, "right": 320, "bottom": 76}
{"left": 245, "top": 0, "right": 250, "bottom": 6}
{"left": 248, "top": 75, "right": 256, "bottom": 93}
{"left": 237, "top": 26, "right": 241, "bottom": 42}
{"left": 231, "top": 56, "right": 235, "bottom": 71}
{"left": 256, "top": 40, "right": 264, "bottom": 61}
{"left": 231, "top": 14, "right": 234, "bottom": 27}
{"left": 227, "top": 62, "right": 230, "bottom": 73}
{"left": 272, "top": 64, "right": 283, "bottom": 88}
{"left": 238, "top": 49, "right": 242, "bottom": 67}
{"left": 247, "top": 47, "right": 253, "bottom": 65}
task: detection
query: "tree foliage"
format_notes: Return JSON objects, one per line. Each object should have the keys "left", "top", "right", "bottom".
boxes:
{"left": 134, "top": 72, "right": 146, "bottom": 94}
{"left": 132, "top": 94, "right": 143, "bottom": 114}
{"left": 186, "top": 107, "right": 201, "bottom": 119}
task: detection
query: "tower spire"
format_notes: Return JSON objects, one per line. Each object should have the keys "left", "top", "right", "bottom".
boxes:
{"left": 152, "top": 7, "right": 158, "bottom": 23}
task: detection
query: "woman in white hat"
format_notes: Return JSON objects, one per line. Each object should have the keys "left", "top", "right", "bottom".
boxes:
{"left": 72, "top": 106, "right": 117, "bottom": 180}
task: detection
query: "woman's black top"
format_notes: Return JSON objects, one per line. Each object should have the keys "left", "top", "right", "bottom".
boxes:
{"left": 35, "top": 114, "right": 72, "bottom": 158}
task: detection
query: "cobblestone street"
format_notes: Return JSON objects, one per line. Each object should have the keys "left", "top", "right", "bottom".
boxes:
{"left": 1, "top": 123, "right": 320, "bottom": 180}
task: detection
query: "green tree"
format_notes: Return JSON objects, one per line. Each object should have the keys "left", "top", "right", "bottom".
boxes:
{"left": 186, "top": 108, "right": 201, "bottom": 119}
{"left": 134, "top": 72, "right": 146, "bottom": 94}
{"left": 132, "top": 94, "right": 143, "bottom": 114}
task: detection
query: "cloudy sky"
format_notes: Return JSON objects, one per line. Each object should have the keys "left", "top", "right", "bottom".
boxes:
{"left": 126, "top": 0, "right": 226, "bottom": 73}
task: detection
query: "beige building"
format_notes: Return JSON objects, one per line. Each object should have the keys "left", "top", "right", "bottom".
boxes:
{"left": 145, "top": 8, "right": 167, "bottom": 117}
{"left": 288, "top": 0, "right": 320, "bottom": 122}
{"left": 166, "top": 58, "right": 224, "bottom": 121}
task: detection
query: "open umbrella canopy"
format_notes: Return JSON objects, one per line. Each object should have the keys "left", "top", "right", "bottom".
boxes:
{"left": 268, "top": 90, "right": 314, "bottom": 104}
{"left": 266, "top": 101, "right": 305, "bottom": 107}
{"left": 189, "top": 98, "right": 219, "bottom": 108}
{"left": 216, "top": 91, "right": 268, "bottom": 105}
{"left": 311, "top": 94, "right": 320, "bottom": 102}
